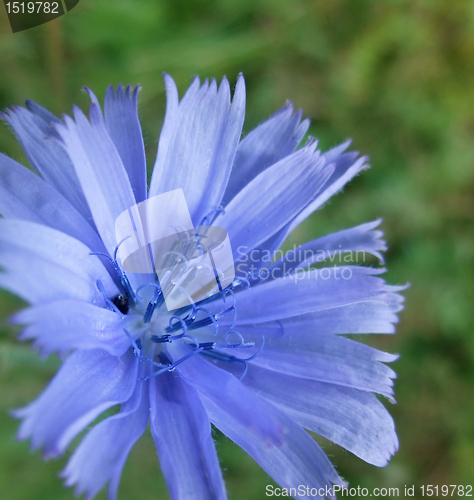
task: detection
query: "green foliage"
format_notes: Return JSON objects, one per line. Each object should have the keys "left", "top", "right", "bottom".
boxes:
{"left": 1, "top": 0, "right": 473, "bottom": 498}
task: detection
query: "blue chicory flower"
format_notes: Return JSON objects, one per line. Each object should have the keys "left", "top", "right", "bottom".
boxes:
{"left": 0, "top": 75, "right": 405, "bottom": 499}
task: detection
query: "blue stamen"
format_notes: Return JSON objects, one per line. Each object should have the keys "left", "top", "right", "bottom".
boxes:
{"left": 207, "top": 249, "right": 222, "bottom": 293}
{"left": 200, "top": 349, "right": 249, "bottom": 380}
{"left": 124, "top": 332, "right": 170, "bottom": 372}
{"left": 113, "top": 236, "right": 130, "bottom": 263}
{"left": 199, "top": 208, "right": 225, "bottom": 226}
{"left": 167, "top": 291, "right": 237, "bottom": 335}
{"left": 239, "top": 362, "right": 249, "bottom": 380}
{"left": 137, "top": 356, "right": 168, "bottom": 370}
{"left": 165, "top": 306, "right": 217, "bottom": 334}
{"left": 215, "top": 289, "right": 237, "bottom": 328}
{"left": 150, "top": 334, "right": 171, "bottom": 343}
{"left": 221, "top": 329, "right": 254, "bottom": 348}
{"left": 198, "top": 341, "right": 216, "bottom": 350}
{"left": 123, "top": 327, "right": 141, "bottom": 355}
{"left": 168, "top": 315, "right": 188, "bottom": 334}
{"left": 153, "top": 315, "right": 189, "bottom": 342}
{"left": 124, "top": 328, "right": 179, "bottom": 377}
{"left": 181, "top": 334, "right": 200, "bottom": 349}
{"left": 147, "top": 242, "right": 157, "bottom": 277}
{"left": 121, "top": 275, "right": 136, "bottom": 306}
{"left": 201, "top": 336, "right": 264, "bottom": 380}
{"left": 241, "top": 336, "right": 265, "bottom": 362}
{"left": 193, "top": 307, "right": 218, "bottom": 335}
{"left": 90, "top": 237, "right": 136, "bottom": 307}
{"left": 140, "top": 346, "right": 204, "bottom": 381}
{"left": 136, "top": 283, "right": 162, "bottom": 323}
{"left": 114, "top": 237, "right": 137, "bottom": 304}
{"left": 157, "top": 351, "right": 173, "bottom": 366}
{"left": 183, "top": 317, "right": 213, "bottom": 331}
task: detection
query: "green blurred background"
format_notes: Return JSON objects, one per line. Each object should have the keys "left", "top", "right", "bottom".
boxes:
{"left": 0, "top": 0, "right": 473, "bottom": 498}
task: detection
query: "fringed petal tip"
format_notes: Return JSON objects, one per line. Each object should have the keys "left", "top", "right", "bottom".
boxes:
{"left": 360, "top": 154, "right": 370, "bottom": 165}
{"left": 60, "top": 468, "right": 92, "bottom": 500}
{"left": 378, "top": 434, "right": 400, "bottom": 466}
{"left": 324, "top": 139, "right": 353, "bottom": 160}
{"left": 235, "top": 72, "right": 245, "bottom": 88}
{"left": 88, "top": 103, "right": 103, "bottom": 126}
{"left": 8, "top": 311, "right": 23, "bottom": 326}
{"left": 81, "top": 87, "right": 102, "bottom": 115}
{"left": 392, "top": 282, "right": 411, "bottom": 292}
{"left": 131, "top": 85, "right": 141, "bottom": 101}
{"left": 62, "top": 478, "right": 96, "bottom": 500}
{"left": 9, "top": 407, "right": 26, "bottom": 422}
{"left": 15, "top": 326, "right": 70, "bottom": 360}
{"left": 56, "top": 111, "right": 76, "bottom": 133}
{"left": 12, "top": 409, "right": 64, "bottom": 460}
{"left": 104, "top": 83, "right": 141, "bottom": 99}
{"left": 380, "top": 352, "right": 400, "bottom": 365}
{"left": 0, "top": 108, "right": 18, "bottom": 128}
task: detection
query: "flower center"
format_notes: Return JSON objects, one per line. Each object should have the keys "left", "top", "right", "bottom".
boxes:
{"left": 91, "top": 240, "right": 263, "bottom": 381}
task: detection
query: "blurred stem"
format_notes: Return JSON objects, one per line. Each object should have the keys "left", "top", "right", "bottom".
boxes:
{"left": 44, "top": 18, "right": 65, "bottom": 113}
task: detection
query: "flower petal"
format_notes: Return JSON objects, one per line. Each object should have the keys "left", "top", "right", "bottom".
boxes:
{"left": 223, "top": 103, "right": 309, "bottom": 205}
{"left": 278, "top": 294, "right": 405, "bottom": 335}
{"left": 153, "top": 74, "right": 189, "bottom": 175}
{"left": 269, "top": 219, "right": 387, "bottom": 279}
{"left": 248, "top": 333, "right": 398, "bottom": 397}
{"left": 62, "top": 379, "right": 149, "bottom": 500}
{"left": 12, "top": 300, "right": 132, "bottom": 357}
{"left": 289, "top": 147, "right": 368, "bottom": 231}
{"left": 14, "top": 349, "right": 138, "bottom": 458}
{"left": 150, "top": 369, "right": 227, "bottom": 500}
{"left": 178, "top": 350, "right": 284, "bottom": 445}
{"left": 0, "top": 219, "right": 118, "bottom": 305}
{"left": 1, "top": 104, "right": 92, "bottom": 222}
{"left": 226, "top": 266, "right": 399, "bottom": 324}
{"left": 183, "top": 356, "right": 344, "bottom": 495}
{"left": 232, "top": 223, "right": 291, "bottom": 279}
{"left": 55, "top": 105, "right": 136, "bottom": 255}
{"left": 104, "top": 85, "right": 147, "bottom": 203}
{"left": 24, "top": 99, "right": 61, "bottom": 125}
{"left": 0, "top": 152, "right": 106, "bottom": 253}
{"left": 216, "top": 146, "right": 333, "bottom": 260}
{"left": 234, "top": 295, "right": 404, "bottom": 337}
{"left": 244, "top": 366, "right": 398, "bottom": 466}
{"left": 150, "top": 75, "right": 246, "bottom": 225}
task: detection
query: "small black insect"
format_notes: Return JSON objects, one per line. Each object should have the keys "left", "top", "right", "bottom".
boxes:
{"left": 112, "top": 294, "right": 130, "bottom": 315}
